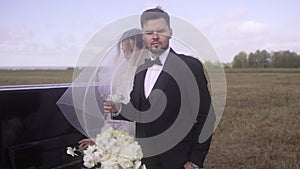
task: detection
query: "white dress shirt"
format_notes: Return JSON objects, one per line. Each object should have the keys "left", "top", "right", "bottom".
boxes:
{"left": 113, "top": 48, "right": 169, "bottom": 117}
{"left": 144, "top": 47, "right": 170, "bottom": 98}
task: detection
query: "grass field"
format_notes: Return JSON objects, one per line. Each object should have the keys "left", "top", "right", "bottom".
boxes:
{"left": 0, "top": 69, "right": 74, "bottom": 86}
{"left": 206, "top": 69, "right": 300, "bottom": 169}
{"left": 0, "top": 68, "right": 299, "bottom": 168}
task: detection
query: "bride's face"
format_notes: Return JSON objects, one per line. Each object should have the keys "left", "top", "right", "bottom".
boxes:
{"left": 121, "top": 39, "right": 135, "bottom": 60}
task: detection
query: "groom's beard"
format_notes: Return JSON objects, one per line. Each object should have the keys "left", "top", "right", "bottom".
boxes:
{"left": 147, "top": 44, "right": 169, "bottom": 56}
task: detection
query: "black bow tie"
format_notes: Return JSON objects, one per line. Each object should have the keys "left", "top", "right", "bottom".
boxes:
{"left": 144, "top": 57, "right": 162, "bottom": 68}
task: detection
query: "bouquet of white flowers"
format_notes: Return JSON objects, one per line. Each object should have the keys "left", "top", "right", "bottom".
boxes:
{"left": 67, "top": 127, "right": 146, "bottom": 169}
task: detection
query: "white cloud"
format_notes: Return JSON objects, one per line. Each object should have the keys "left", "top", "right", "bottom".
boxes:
{"left": 263, "top": 42, "right": 300, "bottom": 52}
{"left": 9, "top": 29, "right": 34, "bottom": 40}
{"left": 54, "top": 33, "right": 78, "bottom": 45}
{"left": 0, "top": 42, "right": 80, "bottom": 67}
{"left": 0, "top": 31, "right": 81, "bottom": 66}
{"left": 262, "top": 33, "right": 300, "bottom": 54}
{"left": 0, "top": 28, "right": 34, "bottom": 42}
{"left": 238, "top": 21, "right": 268, "bottom": 34}
{"left": 203, "top": 19, "right": 271, "bottom": 62}
{"left": 194, "top": 18, "right": 215, "bottom": 32}
{"left": 225, "top": 7, "right": 248, "bottom": 21}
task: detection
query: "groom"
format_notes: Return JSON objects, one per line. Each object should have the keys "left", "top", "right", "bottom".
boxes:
{"left": 105, "top": 7, "right": 213, "bottom": 169}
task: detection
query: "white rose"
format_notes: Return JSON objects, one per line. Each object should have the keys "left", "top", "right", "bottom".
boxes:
{"left": 66, "top": 147, "right": 77, "bottom": 157}
{"left": 83, "top": 154, "right": 95, "bottom": 168}
{"left": 119, "top": 159, "right": 133, "bottom": 168}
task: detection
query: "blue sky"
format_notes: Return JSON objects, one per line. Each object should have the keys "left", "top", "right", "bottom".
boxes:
{"left": 1, "top": 0, "right": 299, "bottom": 66}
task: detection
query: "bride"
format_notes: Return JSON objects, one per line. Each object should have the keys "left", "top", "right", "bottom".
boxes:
{"left": 78, "top": 28, "right": 146, "bottom": 148}
{"left": 110, "top": 28, "right": 146, "bottom": 104}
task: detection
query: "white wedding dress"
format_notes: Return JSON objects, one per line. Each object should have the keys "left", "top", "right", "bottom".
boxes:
{"left": 101, "top": 50, "right": 146, "bottom": 136}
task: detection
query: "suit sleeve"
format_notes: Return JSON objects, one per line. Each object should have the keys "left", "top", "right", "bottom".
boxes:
{"left": 188, "top": 59, "right": 215, "bottom": 167}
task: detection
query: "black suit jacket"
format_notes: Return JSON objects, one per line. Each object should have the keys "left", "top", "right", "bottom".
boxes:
{"left": 115, "top": 48, "right": 213, "bottom": 169}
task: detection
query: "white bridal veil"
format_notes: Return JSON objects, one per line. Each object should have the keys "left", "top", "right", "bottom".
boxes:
{"left": 57, "top": 28, "right": 145, "bottom": 139}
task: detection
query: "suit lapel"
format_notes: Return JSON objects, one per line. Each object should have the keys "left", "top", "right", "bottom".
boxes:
{"left": 149, "top": 49, "right": 179, "bottom": 107}
{"left": 133, "top": 48, "right": 180, "bottom": 107}
{"left": 132, "top": 68, "right": 148, "bottom": 108}
{"left": 153, "top": 49, "right": 178, "bottom": 91}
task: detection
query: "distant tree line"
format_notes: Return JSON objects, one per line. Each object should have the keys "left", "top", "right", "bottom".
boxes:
{"left": 232, "top": 50, "right": 300, "bottom": 68}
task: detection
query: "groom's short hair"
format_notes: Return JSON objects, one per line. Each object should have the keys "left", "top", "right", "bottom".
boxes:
{"left": 140, "top": 6, "right": 170, "bottom": 29}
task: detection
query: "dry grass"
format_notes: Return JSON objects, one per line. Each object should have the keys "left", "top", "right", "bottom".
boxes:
{"left": 225, "top": 68, "right": 300, "bottom": 73}
{"left": 0, "top": 69, "right": 299, "bottom": 168}
{"left": 0, "top": 70, "right": 73, "bottom": 86}
{"left": 205, "top": 71, "right": 300, "bottom": 169}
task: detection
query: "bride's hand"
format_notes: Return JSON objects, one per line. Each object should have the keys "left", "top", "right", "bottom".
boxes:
{"left": 78, "top": 138, "right": 95, "bottom": 150}
{"left": 184, "top": 161, "right": 198, "bottom": 169}
{"left": 103, "top": 101, "right": 119, "bottom": 114}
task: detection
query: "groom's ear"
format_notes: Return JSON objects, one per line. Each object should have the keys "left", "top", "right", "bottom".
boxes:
{"left": 169, "top": 28, "right": 173, "bottom": 39}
